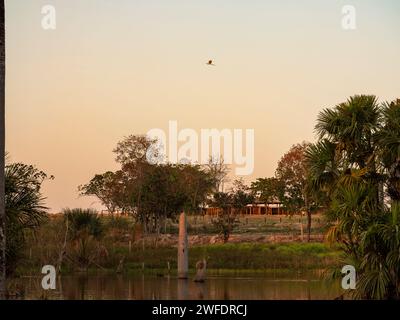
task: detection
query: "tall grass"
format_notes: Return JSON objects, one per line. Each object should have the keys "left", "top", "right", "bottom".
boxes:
{"left": 17, "top": 214, "right": 341, "bottom": 275}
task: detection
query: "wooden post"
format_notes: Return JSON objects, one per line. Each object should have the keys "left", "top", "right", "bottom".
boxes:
{"left": 178, "top": 212, "right": 188, "bottom": 279}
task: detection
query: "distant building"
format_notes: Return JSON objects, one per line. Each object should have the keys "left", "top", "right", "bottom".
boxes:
{"left": 205, "top": 199, "right": 288, "bottom": 215}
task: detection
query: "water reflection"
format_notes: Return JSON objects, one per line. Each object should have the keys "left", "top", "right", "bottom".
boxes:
{"left": 16, "top": 273, "right": 342, "bottom": 300}
{"left": 177, "top": 279, "right": 188, "bottom": 300}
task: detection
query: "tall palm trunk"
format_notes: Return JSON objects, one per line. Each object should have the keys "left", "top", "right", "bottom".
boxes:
{"left": 0, "top": 0, "right": 5, "bottom": 299}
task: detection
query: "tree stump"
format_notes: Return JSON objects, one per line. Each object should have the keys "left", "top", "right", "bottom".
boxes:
{"left": 178, "top": 212, "right": 188, "bottom": 279}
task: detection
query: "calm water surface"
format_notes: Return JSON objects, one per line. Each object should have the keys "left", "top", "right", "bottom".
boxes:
{"left": 17, "top": 272, "right": 342, "bottom": 300}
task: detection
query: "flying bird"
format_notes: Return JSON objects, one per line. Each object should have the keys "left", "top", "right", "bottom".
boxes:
{"left": 206, "top": 60, "right": 215, "bottom": 66}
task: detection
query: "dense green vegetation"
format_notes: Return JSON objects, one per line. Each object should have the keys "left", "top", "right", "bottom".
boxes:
{"left": 306, "top": 96, "right": 400, "bottom": 299}
{"left": 79, "top": 135, "right": 218, "bottom": 234}
{"left": 4, "top": 162, "right": 51, "bottom": 276}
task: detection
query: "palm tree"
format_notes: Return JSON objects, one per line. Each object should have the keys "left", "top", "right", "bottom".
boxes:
{"left": 375, "top": 99, "right": 400, "bottom": 201}
{"left": 319, "top": 179, "right": 400, "bottom": 299}
{"left": 0, "top": 0, "right": 6, "bottom": 299}
{"left": 325, "top": 180, "right": 380, "bottom": 258}
{"left": 307, "top": 95, "right": 383, "bottom": 217}
{"left": 309, "top": 95, "right": 400, "bottom": 299}
{"left": 305, "top": 139, "right": 338, "bottom": 195}
{"left": 357, "top": 201, "right": 400, "bottom": 299}
{"left": 317, "top": 95, "right": 379, "bottom": 167}
{"left": 5, "top": 163, "right": 48, "bottom": 275}
{"left": 62, "top": 208, "right": 104, "bottom": 271}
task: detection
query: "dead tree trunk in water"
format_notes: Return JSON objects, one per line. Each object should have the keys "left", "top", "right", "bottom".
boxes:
{"left": 0, "top": 0, "right": 5, "bottom": 299}
{"left": 177, "top": 212, "right": 188, "bottom": 279}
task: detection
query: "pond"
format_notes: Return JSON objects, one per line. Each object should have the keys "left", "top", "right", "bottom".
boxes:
{"left": 13, "top": 272, "right": 343, "bottom": 300}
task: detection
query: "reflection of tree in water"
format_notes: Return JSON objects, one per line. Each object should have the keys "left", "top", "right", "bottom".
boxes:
{"left": 19, "top": 274, "right": 342, "bottom": 299}
{"left": 128, "top": 279, "right": 131, "bottom": 300}
{"left": 99, "top": 276, "right": 107, "bottom": 299}
{"left": 177, "top": 279, "right": 188, "bottom": 300}
{"left": 78, "top": 275, "right": 87, "bottom": 300}
{"left": 223, "top": 281, "right": 230, "bottom": 300}
{"left": 57, "top": 276, "right": 63, "bottom": 300}
{"left": 195, "top": 282, "right": 207, "bottom": 300}
{"left": 166, "top": 275, "right": 170, "bottom": 300}
{"left": 115, "top": 275, "right": 126, "bottom": 299}
{"left": 141, "top": 274, "right": 144, "bottom": 300}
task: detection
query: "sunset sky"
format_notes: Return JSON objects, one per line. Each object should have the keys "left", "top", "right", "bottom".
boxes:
{"left": 5, "top": 0, "right": 400, "bottom": 212}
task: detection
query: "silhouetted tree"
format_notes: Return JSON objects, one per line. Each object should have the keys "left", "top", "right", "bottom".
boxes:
{"left": 5, "top": 162, "right": 50, "bottom": 276}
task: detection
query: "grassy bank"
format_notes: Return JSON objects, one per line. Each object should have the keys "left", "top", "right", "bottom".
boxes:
{"left": 19, "top": 241, "right": 342, "bottom": 275}
{"left": 16, "top": 215, "right": 340, "bottom": 276}
{"left": 160, "top": 214, "right": 329, "bottom": 235}
{"left": 121, "top": 243, "right": 342, "bottom": 271}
